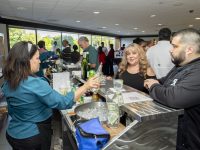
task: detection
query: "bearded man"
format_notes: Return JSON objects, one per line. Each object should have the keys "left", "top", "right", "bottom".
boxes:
{"left": 144, "top": 28, "right": 200, "bottom": 150}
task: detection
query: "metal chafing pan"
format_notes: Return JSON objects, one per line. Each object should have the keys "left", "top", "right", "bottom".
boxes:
{"left": 74, "top": 102, "right": 107, "bottom": 122}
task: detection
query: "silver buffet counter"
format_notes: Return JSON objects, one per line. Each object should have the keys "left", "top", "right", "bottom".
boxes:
{"left": 58, "top": 75, "right": 183, "bottom": 150}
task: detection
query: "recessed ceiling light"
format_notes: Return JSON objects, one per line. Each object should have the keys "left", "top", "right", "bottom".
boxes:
{"left": 93, "top": 11, "right": 100, "bottom": 14}
{"left": 102, "top": 26, "right": 107, "bottom": 29}
{"left": 115, "top": 24, "right": 119, "bottom": 26}
{"left": 195, "top": 17, "right": 200, "bottom": 20}
{"left": 133, "top": 27, "right": 138, "bottom": 30}
{"left": 158, "top": 24, "right": 163, "bottom": 26}
{"left": 76, "top": 20, "right": 80, "bottom": 23}
{"left": 142, "top": 31, "right": 145, "bottom": 33}
{"left": 150, "top": 14, "right": 156, "bottom": 18}
{"left": 17, "top": 7, "right": 26, "bottom": 10}
{"left": 189, "top": 24, "right": 194, "bottom": 27}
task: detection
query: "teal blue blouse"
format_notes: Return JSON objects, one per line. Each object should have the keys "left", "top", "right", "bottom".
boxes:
{"left": 2, "top": 76, "right": 74, "bottom": 139}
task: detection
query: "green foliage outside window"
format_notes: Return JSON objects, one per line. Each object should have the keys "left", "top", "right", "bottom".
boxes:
{"left": 9, "top": 28, "right": 36, "bottom": 48}
{"left": 8, "top": 27, "right": 116, "bottom": 53}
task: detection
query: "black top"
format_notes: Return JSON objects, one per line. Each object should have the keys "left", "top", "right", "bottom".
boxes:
{"left": 71, "top": 51, "right": 80, "bottom": 64}
{"left": 149, "top": 57, "right": 200, "bottom": 149}
{"left": 61, "top": 47, "right": 72, "bottom": 63}
{"left": 118, "top": 70, "right": 155, "bottom": 93}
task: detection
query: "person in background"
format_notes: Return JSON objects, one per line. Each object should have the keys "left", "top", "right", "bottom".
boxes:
{"left": 145, "top": 39, "right": 155, "bottom": 52}
{"left": 120, "top": 44, "right": 125, "bottom": 50}
{"left": 133, "top": 37, "right": 144, "bottom": 45}
{"left": 78, "top": 36, "right": 99, "bottom": 71}
{"left": 55, "top": 48, "right": 61, "bottom": 58}
{"left": 51, "top": 41, "right": 59, "bottom": 52}
{"left": 98, "top": 46, "right": 106, "bottom": 74}
{"left": 144, "top": 28, "right": 200, "bottom": 150}
{"left": 106, "top": 44, "right": 115, "bottom": 76}
{"left": 2, "top": 41, "right": 99, "bottom": 150}
{"left": 38, "top": 40, "right": 47, "bottom": 53}
{"left": 117, "top": 43, "right": 155, "bottom": 93}
{"left": 133, "top": 37, "right": 147, "bottom": 51}
{"left": 146, "top": 28, "right": 174, "bottom": 79}
{"left": 61, "top": 40, "right": 72, "bottom": 64}
{"left": 36, "top": 40, "right": 55, "bottom": 77}
{"left": 101, "top": 42, "right": 108, "bottom": 56}
{"left": 71, "top": 44, "right": 80, "bottom": 64}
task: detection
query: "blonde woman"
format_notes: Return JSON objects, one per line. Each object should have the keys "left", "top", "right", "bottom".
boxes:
{"left": 117, "top": 43, "right": 155, "bottom": 93}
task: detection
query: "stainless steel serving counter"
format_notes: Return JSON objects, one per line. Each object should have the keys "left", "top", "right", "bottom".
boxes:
{"left": 98, "top": 80, "right": 183, "bottom": 122}
{"left": 59, "top": 75, "right": 183, "bottom": 150}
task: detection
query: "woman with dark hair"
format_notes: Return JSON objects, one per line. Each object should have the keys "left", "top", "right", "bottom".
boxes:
{"left": 71, "top": 44, "right": 80, "bottom": 64}
{"left": 2, "top": 41, "right": 99, "bottom": 150}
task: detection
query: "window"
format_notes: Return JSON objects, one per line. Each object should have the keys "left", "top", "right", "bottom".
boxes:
{"left": 9, "top": 27, "right": 36, "bottom": 48}
{"left": 92, "top": 35, "right": 101, "bottom": 49}
{"left": 37, "top": 30, "right": 61, "bottom": 51}
{"left": 62, "top": 32, "right": 78, "bottom": 50}
{"left": 8, "top": 26, "right": 117, "bottom": 54}
{"left": 108, "top": 37, "right": 115, "bottom": 49}
{"left": 102, "top": 36, "right": 116, "bottom": 50}
{"left": 0, "top": 33, "right": 5, "bottom": 76}
{"left": 101, "top": 36, "right": 110, "bottom": 48}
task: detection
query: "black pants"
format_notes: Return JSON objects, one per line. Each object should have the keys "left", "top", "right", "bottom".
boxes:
{"left": 176, "top": 115, "right": 187, "bottom": 150}
{"left": 6, "top": 117, "right": 53, "bottom": 150}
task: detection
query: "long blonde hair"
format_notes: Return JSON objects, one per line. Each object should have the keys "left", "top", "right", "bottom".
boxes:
{"left": 119, "top": 43, "right": 148, "bottom": 78}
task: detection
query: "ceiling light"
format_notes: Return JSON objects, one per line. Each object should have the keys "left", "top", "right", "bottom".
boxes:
{"left": 17, "top": 7, "right": 26, "bottom": 10}
{"left": 133, "top": 27, "right": 138, "bottom": 30}
{"left": 93, "top": 11, "right": 100, "bottom": 14}
{"left": 102, "top": 26, "right": 107, "bottom": 29}
{"left": 150, "top": 14, "right": 156, "bottom": 18}
{"left": 158, "top": 24, "right": 163, "bottom": 26}
{"left": 76, "top": 20, "right": 80, "bottom": 23}
{"left": 142, "top": 31, "right": 145, "bottom": 33}
{"left": 188, "top": 24, "right": 193, "bottom": 27}
{"left": 115, "top": 24, "right": 119, "bottom": 26}
{"left": 195, "top": 17, "right": 200, "bottom": 20}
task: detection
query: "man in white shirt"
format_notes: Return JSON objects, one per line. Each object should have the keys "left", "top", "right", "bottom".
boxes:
{"left": 146, "top": 28, "right": 174, "bottom": 79}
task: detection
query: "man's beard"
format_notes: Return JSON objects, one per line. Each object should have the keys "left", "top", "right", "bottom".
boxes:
{"left": 171, "top": 50, "right": 186, "bottom": 66}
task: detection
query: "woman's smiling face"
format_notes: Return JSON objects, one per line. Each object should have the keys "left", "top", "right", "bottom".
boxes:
{"left": 126, "top": 49, "right": 140, "bottom": 66}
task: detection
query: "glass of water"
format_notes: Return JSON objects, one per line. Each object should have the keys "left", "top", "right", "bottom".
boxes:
{"left": 106, "top": 90, "right": 120, "bottom": 128}
{"left": 113, "top": 79, "right": 123, "bottom": 91}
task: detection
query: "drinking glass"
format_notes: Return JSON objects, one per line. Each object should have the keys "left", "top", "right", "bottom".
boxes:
{"left": 106, "top": 90, "right": 120, "bottom": 128}
{"left": 113, "top": 79, "right": 123, "bottom": 91}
